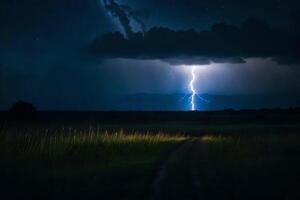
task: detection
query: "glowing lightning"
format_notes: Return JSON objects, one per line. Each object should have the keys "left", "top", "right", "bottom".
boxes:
{"left": 189, "top": 66, "right": 197, "bottom": 111}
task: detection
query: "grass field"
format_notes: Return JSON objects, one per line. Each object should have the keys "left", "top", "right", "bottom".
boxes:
{"left": 0, "top": 128, "right": 186, "bottom": 200}
{"left": 0, "top": 111, "right": 300, "bottom": 200}
{"left": 202, "top": 134, "right": 300, "bottom": 194}
{"left": 156, "top": 134, "right": 300, "bottom": 200}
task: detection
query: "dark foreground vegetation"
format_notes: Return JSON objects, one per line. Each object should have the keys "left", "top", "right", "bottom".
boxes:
{"left": 0, "top": 129, "right": 185, "bottom": 200}
{"left": 154, "top": 135, "right": 300, "bottom": 200}
{"left": 0, "top": 110, "right": 300, "bottom": 200}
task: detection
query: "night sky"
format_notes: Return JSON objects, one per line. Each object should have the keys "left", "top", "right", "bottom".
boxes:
{"left": 1, "top": 0, "right": 300, "bottom": 110}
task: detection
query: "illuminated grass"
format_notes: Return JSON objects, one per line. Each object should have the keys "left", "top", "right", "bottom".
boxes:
{"left": 0, "top": 129, "right": 186, "bottom": 166}
{"left": 0, "top": 129, "right": 186, "bottom": 200}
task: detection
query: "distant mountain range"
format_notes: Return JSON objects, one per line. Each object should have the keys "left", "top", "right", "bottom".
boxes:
{"left": 4, "top": 94, "right": 300, "bottom": 111}
{"left": 110, "top": 93, "right": 300, "bottom": 111}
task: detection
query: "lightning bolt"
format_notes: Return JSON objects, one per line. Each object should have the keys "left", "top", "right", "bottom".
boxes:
{"left": 189, "top": 66, "right": 197, "bottom": 111}
{"left": 183, "top": 65, "right": 209, "bottom": 111}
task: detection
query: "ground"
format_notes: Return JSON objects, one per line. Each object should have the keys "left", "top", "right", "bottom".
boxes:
{"left": 150, "top": 136, "right": 300, "bottom": 200}
{"left": 0, "top": 110, "right": 300, "bottom": 200}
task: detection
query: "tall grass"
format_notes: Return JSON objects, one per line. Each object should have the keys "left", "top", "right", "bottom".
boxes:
{"left": 0, "top": 129, "right": 186, "bottom": 167}
{"left": 201, "top": 134, "right": 300, "bottom": 160}
{"left": 195, "top": 134, "right": 300, "bottom": 199}
{"left": 0, "top": 128, "right": 186, "bottom": 200}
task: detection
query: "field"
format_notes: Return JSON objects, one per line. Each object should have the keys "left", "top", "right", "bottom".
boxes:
{"left": 0, "top": 110, "right": 300, "bottom": 200}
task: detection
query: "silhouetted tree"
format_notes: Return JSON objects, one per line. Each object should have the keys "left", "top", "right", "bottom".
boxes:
{"left": 9, "top": 101, "right": 37, "bottom": 120}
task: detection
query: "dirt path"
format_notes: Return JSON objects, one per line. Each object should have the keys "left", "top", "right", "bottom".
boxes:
{"left": 149, "top": 138, "right": 205, "bottom": 200}
{"left": 148, "top": 134, "right": 300, "bottom": 200}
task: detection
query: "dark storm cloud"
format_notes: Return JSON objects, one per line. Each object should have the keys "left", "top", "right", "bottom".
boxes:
{"left": 102, "top": 0, "right": 148, "bottom": 38}
{"left": 103, "top": 0, "right": 134, "bottom": 38}
{"left": 125, "top": 0, "right": 300, "bottom": 30}
{"left": 163, "top": 57, "right": 246, "bottom": 66}
{"left": 122, "top": 5, "right": 149, "bottom": 34}
{"left": 90, "top": 17, "right": 300, "bottom": 65}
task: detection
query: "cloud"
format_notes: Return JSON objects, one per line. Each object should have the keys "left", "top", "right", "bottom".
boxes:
{"left": 162, "top": 56, "right": 246, "bottom": 66}
{"left": 103, "top": 0, "right": 133, "bottom": 38}
{"left": 102, "top": 0, "right": 148, "bottom": 38}
{"left": 121, "top": 5, "right": 149, "bottom": 34}
{"left": 89, "top": 17, "right": 300, "bottom": 65}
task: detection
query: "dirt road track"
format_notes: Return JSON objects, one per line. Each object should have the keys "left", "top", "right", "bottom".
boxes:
{"left": 149, "top": 138, "right": 205, "bottom": 200}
